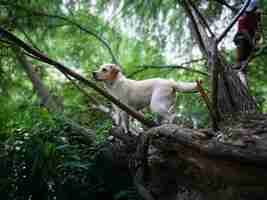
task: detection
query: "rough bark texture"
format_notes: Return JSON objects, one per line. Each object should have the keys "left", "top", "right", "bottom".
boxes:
{"left": 217, "top": 64, "right": 257, "bottom": 114}
{"left": 102, "top": 114, "right": 267, "bottom": 200}
{"left": 15, "top": 48, "right": 62, "bottom": 112}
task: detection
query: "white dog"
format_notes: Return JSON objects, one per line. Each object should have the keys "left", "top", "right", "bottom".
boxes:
{"left": 93, "top": 64, "right": 199, "bottom": 132}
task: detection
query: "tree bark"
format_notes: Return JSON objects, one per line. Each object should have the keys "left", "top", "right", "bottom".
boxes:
{"left": 14, "top": 48, "right": 62, "bottom": 112}
{"left": 181, "top": 0, "right": 208, "bottom": 58}
{"left": 144, "top": 123, "right": 267, "bottom": 199}
{"left": 180, "top": 0, "right": 257, "bottom": 119}
{"left": 105, "top": 114, "right": 267, "bottom": 200}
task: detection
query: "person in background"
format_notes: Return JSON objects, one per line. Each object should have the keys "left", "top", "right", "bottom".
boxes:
{"left": 233, "top": 0, "right": 262, "bottom": 86}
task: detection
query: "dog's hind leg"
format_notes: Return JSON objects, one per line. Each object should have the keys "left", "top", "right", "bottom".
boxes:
{"left": 150, "top": 88, "right": 176, "bottom": 124}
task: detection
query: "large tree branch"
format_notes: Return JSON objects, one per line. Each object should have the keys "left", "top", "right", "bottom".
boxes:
{"left": 0, "top": 27, "right": 157, "bottom": 128}
{"left": 148, "top": 124, "right": 267, "bottom": 166}
{"left": 0, "top": 1, "right": 120, "bottom": 66}
{"left": 207, "top": 40, "right": 221, "bottom": 130}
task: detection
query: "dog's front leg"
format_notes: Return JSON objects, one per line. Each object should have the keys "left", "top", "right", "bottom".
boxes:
{"left": 112, "top": 105, "right": 129, "bottom": 133}
{"left": 120, "top": 111, "right": 129, "bottom": 133}
{"left": 112, "top": 104, "right": 121, "bottom": 126}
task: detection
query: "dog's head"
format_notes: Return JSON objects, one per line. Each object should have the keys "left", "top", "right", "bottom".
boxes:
{"left": 92, "top": 64, "right": 121, "bottom": 81}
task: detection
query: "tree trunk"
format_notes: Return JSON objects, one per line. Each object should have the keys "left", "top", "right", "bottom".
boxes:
{"left": 217, "top": 62, "right": 257, "bottom": 115}
{"left": 14, "top": 48, "right": 62, "bottom": 112}
{"left": 180, "top": 0, "right": 257, "bottom": 119}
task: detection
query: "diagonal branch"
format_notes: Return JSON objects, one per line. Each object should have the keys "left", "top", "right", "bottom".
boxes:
{"left": 15, "top": 24, "right": 41, "bottom": 51}
{"left": 133, "top": 64, "right": 209, "bottom": 77}
{"left": 63, "top": 72, "right": 114, "bottom": 118}
{"left": 0, "top": 26, "right": 157, "bottom": 128}
{"left": 217, "top": 0, "right": 251, "bottom": 44}
{"left": 180, "top": 0, "right": 208, "bottom": 57}
{"left": 187, "top": 0, "right": 215, "bottom": 38}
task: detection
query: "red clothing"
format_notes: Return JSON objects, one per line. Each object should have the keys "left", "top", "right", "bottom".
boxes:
{"left": 238, "top": 11, "right": 260, "bottom": 37}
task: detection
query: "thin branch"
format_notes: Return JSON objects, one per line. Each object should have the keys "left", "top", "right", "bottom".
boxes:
{"left": 128, "top": 58, "right": 207, "bottom": 78}
{"left": 15, "top": 24, "right": 41, "bottom": 51}
{"left": 180, "top": 58, "right": 206, "bottom": 65}
{"left": 187, "top": 0, "right": 215, "bottom": 38}
{"left": 0, "top": 39, "right": 13, "bottom": 46}
{"left": 180, "top": 0, "right": 208, "bottom": 57}
{"left": 0, "top": 26, "right": 157, "bottom": 128}
{"left": 135, "top": 64, "right": 209, "bottom": 76}
{"left": 217, "top": 0, "right": 251, "bottom": 44}
{"left": 0, "top": 1, "right": 120, "bottom": 66}
{"left": 63, "top": 72, "right": 113, "bottom": 117}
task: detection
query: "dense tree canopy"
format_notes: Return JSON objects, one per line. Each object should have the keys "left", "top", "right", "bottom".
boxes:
{"left": 0, "top": 0, "right": 267, "bottom": 199}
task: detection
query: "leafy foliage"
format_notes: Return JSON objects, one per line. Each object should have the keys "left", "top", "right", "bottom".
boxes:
{"left": 0, "top": 107, "right": 140, "bottom": 200}
{"left": 0, "top": 0, "right": 267, "bottom": 199}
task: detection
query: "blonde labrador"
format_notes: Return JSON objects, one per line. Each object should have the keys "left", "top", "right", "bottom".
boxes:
{"left": 93, "top": 64, "right": 198, "bottom": 132}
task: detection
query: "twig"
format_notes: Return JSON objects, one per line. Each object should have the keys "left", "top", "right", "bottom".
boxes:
{"left": 180, "top": 58, "right": 206, "bottom": 65}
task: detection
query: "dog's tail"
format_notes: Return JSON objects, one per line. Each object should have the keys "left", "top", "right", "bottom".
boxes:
{"left": 174, "top": 81, "right": 198, "bottom": 93}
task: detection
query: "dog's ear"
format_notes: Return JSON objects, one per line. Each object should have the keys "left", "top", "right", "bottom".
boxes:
{"left": 111, "top": 64, "right": 121, "bottom": 74}
{"left": 106, "top": 64, "right": 120, "bottom": 81}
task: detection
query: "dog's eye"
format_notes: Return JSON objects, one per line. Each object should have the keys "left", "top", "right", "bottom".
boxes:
{"left": 102, "top": 68, "right": 107, "bottom": 72}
